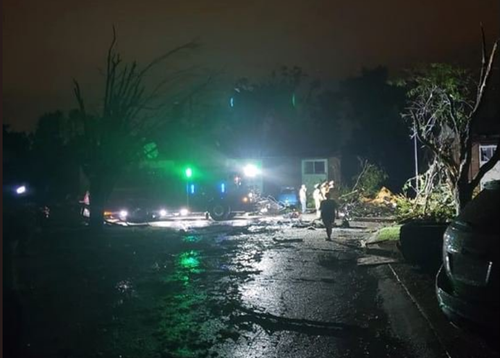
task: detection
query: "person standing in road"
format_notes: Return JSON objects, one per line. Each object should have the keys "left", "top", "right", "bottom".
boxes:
{"left": 320, "top": 192, "right": 338, "bottom": 240}
{"left": 320, "top": 181, "right": 328, "bottom": 200}
{"left": 80, "top": 190, "right": 90, "bottom": 218}
{"left": 299, "top": 184, "right": 307, "bottom": 214}
{"left": 328, "top": 180, "right": 335, "bottom": 193}
{"left": 320, "top": 180, "right": 335, "bottom": 200}
{"left": 313, "top": 184, "right": 322, "bottom": 218}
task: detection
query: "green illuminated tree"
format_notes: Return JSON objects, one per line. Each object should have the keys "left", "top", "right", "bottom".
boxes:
{"left": 71, "top": 28, "right": 208, "bottom": 227}
{"left": 401, "top": 30, "right": 499, "bottom": 214}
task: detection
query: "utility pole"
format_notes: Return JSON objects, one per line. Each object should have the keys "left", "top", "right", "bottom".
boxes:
{"left": 413, "top": 125, "right": 419, "bottom": 193}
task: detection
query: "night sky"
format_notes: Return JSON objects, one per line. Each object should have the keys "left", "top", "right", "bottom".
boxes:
{"left": 3, "top": 0, "right": 499, "bottom": 131}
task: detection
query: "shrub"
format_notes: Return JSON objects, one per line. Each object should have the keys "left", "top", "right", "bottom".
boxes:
{"left": 395, "top": 184, "right": 455, "bottom": 223}
{"left": 352, "top": 160, "right": 388, "bottom": 198}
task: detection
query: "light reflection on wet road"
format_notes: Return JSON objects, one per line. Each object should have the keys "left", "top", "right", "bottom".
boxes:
{"left": 16, "top": 217, "right": 486, "bottom": 358}
{"left": 214, "top": 224, "right": 422, "bottom": 358}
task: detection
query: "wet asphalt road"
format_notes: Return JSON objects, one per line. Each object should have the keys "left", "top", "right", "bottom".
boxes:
{"left": 11, "top": 217, "right": 495, "bottom": 358}
{"left": 203, "top": 219, "right": 446, "bottom": 358}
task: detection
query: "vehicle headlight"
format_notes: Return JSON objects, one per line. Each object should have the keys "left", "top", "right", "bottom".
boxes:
{"left": 180, "top": 208, "right": 189, "bottom": 216}
{"left": 243, "top": 164, "right": 260, "bottom": 177}
{"left": 119, "top": 210, "right": 128, "bottom": 219}
{"left": 159, "top": 209, "right": 167, "bottom": 217}
{"left": 15, "top": 185, "right": 26, "bottom": 195}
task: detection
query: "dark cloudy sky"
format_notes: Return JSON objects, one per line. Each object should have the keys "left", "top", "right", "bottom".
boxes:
{"left": 3, "top": 0, "right": 499, "bottom": 131}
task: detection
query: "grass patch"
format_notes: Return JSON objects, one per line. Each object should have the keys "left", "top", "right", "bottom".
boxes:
{"left": 371, "top": 225, "right": 401, "bottom": 243}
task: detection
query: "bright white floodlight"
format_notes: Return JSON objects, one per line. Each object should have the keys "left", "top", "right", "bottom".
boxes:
{"left": 159, "top": 209, "right": 167, "bottom": 217}
{"left": 243, "top": 164, "right": 260, "bottom": 177}
{"left": 16, "top": 185, "right": 27, "bottom": 195}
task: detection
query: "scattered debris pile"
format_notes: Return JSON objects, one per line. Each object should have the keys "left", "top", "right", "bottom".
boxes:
{"left": 340, "top": 187, "right": 397, "bottom": 218}
{"left": 364, "top": 187, "right": 398, "bottom": 206}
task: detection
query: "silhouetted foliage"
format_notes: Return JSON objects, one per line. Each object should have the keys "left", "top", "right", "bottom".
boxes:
{"left": 70, "top": 28, "right": 206, "bottom": 227}
{"left": 30, "top": 111, "right": 81, "bottom": 203}
{"left": 3, "top": 125, "right": 32, "bottom": 185}
{"left": 318, "top": 67, "right": 413, "bottom": 191}
{"left": 400, "top": 32, "right": 499, "bottom": 213}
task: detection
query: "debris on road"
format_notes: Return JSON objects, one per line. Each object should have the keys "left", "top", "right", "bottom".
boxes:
{"left": 272, "top": 237, "right": 304, "bottom": 243}
{"left": 357, "top": 255, "right": 399, "bottom": 266}
{"left": 338, "top": 186, "right": 398, "bottom": 220}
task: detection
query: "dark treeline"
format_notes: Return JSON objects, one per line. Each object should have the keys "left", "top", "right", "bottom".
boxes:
{"left": 3, "top": 65, "right": 414, "bottom": 205}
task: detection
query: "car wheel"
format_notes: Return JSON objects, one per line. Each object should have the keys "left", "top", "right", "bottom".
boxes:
{"left": 210, "top": 202, "right": 230, "bottom": 221}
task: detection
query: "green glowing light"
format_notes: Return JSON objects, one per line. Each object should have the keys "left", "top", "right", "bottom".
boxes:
{"left": 179, "top": 251, "right": 200, "bottom": 270}
{"left": 181, "top": 257, "right": 198, "bottom": 268}
{"left": 185, "top": 167, "right": 193, "bottom": 178}
{"left": 162, "top": 250, "right": 204, "bottom": 286}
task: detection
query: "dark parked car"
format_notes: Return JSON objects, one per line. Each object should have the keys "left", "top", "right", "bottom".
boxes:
{"left": 436, "top": 180, "right": 500, "bottom": 334}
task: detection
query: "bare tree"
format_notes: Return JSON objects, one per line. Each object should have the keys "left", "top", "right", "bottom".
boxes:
{"left": 72, "top": 28, "right": 208, "bottom": 227}
{"left": 401, "top": 28, "right": 499, "bottom": 214}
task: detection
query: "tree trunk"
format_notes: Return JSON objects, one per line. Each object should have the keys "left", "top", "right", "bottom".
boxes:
{"left": 454, "top": 179, "right": 474, "bottom": 215}
{"left": 89, "top": 179, "right": 108, "bottom": 229}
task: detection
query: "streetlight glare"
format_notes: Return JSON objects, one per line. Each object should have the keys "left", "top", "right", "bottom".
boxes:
{"left": 16, "top": 185, "right": 26, "bottom": 194}
{"left": 243, "top": 164, "right": 260, "bottom": 177}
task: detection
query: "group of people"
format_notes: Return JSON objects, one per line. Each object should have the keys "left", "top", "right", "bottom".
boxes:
{"left": 299, "top": 180, "right": 338, "bottom": 240}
